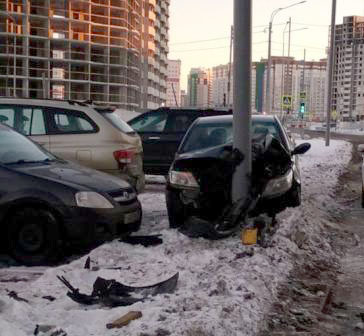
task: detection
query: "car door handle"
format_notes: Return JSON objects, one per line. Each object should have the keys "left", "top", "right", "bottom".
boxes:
{"left": 148, "top": 137, "right": 161, "bottom": 140}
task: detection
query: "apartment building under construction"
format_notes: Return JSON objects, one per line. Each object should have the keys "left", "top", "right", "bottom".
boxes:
{"left": 0, "top": 0, "right": 169, "bottom": 110}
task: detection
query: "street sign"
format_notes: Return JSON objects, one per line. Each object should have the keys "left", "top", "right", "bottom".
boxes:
{"left": 300, "top": 92, "right": 306, "bottom": 100}
{"left": 282, "top": 95, "right": 292, "bottom": 109}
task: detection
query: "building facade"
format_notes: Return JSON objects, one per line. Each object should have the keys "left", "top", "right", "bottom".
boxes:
{"left": 332, "top": 16, "right": 364, "bottom": 121}
{"left": 140, "top": 0, "right": 169, "bottom": 111}
{"left": 187, "top": 68, "right": 210, "bottom": 108}
{"left": 261, "top": 57, "right": 327, "bottom": 120}
{"left": 166, "top": 59, "right": 181, "bottom": 107}
{"left": 0, "top": 0, "right": 169, "bottom": 110}
{"left": 210, "top": 64, "right": 233, "bottom": 108}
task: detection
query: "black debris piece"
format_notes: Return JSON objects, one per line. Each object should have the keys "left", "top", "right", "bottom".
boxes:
{"left": 42, "top": 296, "right": 56, "bottom": 302}
{"left": 7, "top": 290, "right": 29, "bottom": 303}
{"left": 84, "top": 256, "right": 91, "bottom": 269}
{"left": 120, "top": 235, "right": 163, "bottom": 247}
{"left": 34, "top": 324, "right": 67, "bottom": 336}
{"left": 57, "top": 272, "right": 178, "bottom": 308}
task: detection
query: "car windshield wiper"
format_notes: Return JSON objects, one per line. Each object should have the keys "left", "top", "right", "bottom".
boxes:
{"left": 4, "top": 158, "right": 54, "bottom": 165}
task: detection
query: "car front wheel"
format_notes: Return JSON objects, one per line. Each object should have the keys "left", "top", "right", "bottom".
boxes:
{"left": 166, "top": 190, "right": 187, "bottom": 228}
{"left": 288, "top": 181, "right": 301, "bottom": 207}
{"left": 7, "top": 208, "right": 61, "bottom": 266}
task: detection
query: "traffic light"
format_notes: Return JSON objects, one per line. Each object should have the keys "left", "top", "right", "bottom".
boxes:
{"left": 299, "top": 102, "right": 305, "bottom": 118}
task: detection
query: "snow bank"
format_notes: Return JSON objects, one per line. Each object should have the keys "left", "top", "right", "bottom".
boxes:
{"left": 0, "top": 139, "right": 352, "bottom": 336}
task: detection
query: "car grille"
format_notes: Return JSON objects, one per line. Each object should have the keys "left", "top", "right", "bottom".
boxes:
{"left": 108, "top": 188, "right": 137, "bottom": 205}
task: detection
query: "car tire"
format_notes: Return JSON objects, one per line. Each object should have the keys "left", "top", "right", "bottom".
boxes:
{"left": 288, "top": 181, "right": 301, "bottom": 207}
{"left": 166, "top": 191, "right": 187, "bottom": 229}
{"left": 7, "top": 207, "right": 61, "bottom": 266}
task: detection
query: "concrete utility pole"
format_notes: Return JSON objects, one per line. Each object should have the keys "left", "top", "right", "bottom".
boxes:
{"left": 326, "top": 0, "right": 337, "bottom": 147}
{"left": 288, "top": 17, "right": 292, "bottom": 57}
{"left": 227, "top": 25, "right": 234, "bottom": 107}
{"left": 232, "top": 0, "right": 252, "bottom": 203}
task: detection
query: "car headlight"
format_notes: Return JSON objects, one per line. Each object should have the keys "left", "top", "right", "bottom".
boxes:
{"left": 75, "top": 192, "right": 114, "bottom": 209}
{"left": 263, "top": 170, "right": 293, "bottom": 198}
{"left": 169, "top": 170, "right": 199, "bottom": 189}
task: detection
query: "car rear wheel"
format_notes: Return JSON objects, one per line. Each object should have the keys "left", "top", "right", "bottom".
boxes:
{"left": 7, "top": 208, "right": 61, "bottom": 266}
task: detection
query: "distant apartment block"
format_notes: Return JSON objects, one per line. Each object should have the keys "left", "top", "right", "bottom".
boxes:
{"left": 187, "top": 68, "right": 211, "bottom": 108}
{"left": 0, "top": 0, "right": 169, "bottom": 110}
{"left": 332, "top": 16, "right": 364, "bottom": 121}
{"left": 261, "top": 57, "right": 327, "bottom": 120}
{"left": 166, "top": 59, "right": 181, "bottom": 107}
{"left": 180, "top": 89, "right": 187, "bottom": 107}
{"left": 210, "top": 64, "right": 232, "bottom": 108}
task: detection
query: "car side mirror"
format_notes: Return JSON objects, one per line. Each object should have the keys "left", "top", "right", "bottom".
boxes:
{"left": 292, "top": 142, "right": 311, "bottom": 155}
{"left": 358, "top": 144, "right": 364, "bottom": 153}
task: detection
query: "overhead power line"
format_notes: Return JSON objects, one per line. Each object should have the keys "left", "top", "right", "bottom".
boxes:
{"left": 170, "top": 40, "right": 268, "bottom": 53}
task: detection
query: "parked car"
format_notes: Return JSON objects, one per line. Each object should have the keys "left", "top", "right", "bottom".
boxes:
{"left": 0, "top": 98, "right": 145, "bottom": 193}
{"left": 0, "top": 123, "right": 142, "bottom": 265}
{"left": 166, "top": 115, "right": 307, "bottom": 229}
{"left": 128, "top": 107, "right": 232, "bottom": 175}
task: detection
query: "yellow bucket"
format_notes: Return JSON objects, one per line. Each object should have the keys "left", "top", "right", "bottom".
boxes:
{"left": 241, "top": 228, "right": 258, "bottom": 245}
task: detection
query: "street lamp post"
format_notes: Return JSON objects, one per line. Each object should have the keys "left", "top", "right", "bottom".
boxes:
{"left": 266, "top": 1, "right": 306, "bottom": 115}
{"left": 326, "top": 0, "right": 337, "bottom": 147}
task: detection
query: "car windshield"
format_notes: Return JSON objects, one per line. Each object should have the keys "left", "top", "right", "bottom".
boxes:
{"left": 0, "top": 125, "right": 55, "bottom": 165}
{"left": 101, "top": 112, "right": 136, "bottom": 134}
{"left": 179, "top": 119, "right": 283, "bottom": 154}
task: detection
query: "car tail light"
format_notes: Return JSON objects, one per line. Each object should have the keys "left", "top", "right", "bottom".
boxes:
{"left": 113, "top": 150, "right": 135, "bottom": 168}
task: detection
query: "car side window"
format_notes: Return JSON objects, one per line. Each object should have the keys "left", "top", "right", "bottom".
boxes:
{"left": 50, "top": 108, "right": 97, "bottom": 134}
{"left": 165, "top": 114, "right": 195, "bottom": 133}
{"left": 20, "top": 108, "right": 46, "bottom": 136}
{"left": 129, "top": 111, "right": 167, "bottom": 133}
{"left": 0, "top": 107, "right": 15, "bottom": 127}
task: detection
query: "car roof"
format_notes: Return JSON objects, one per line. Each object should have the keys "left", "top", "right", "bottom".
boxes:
{"left": 147, "top": 107, "right": 232, "bottom": 113}
{"left": 194, "top": 114, "right": 277, "bottom": 124}
{"left": 0, "top": 97, "right": 115, "bottom": 114}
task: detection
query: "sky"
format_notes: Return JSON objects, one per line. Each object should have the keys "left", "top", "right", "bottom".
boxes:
{"left": 168, "top": 0, "right": 364, "bottom": 91}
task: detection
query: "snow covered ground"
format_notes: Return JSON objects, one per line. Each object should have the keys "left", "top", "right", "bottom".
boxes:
{"left": 0, "top": 139, "right": 352, "bottom": 336}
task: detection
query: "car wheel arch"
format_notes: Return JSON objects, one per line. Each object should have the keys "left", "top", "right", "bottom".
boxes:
{"left": 2, "top": 199, "right": 66, "bottom": 242}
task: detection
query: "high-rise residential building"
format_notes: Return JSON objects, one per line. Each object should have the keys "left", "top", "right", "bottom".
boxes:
{"left": 166, "top": 59, "right": 181, "bottom": 107}
{"left": 187, "top": 68, "right": 211, "bottom": 108}
{"left": 291, "top": 59, "right": 327, "bottom": 120}
{"left": 140, "top": 0, "right": 169, "bottom": 111}
{"left": 180, "top": 89, "right": 187, "bottom": 107}
{"left": 210, "top": 64, "right": 233, "bottom": 108}
{"left": 261, "top": 57, "right": 327, "bottom": 119}
{"left": 0, "top": 0, "right": 169, "bottom": 110}
{"left": 332, "top": 16, "right": 364, "bottom": 121}
{"left": 210, "top": 63, "right": 258, "bottom": 112}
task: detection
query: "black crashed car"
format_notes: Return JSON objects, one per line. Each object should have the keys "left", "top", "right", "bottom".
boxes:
{"left": 166, "top": 115, "right": 307, "bottom": 229}
{"left": 128, "top": 107, "right": 232, "bottom": 175}
{"left": 0, "top": 123, "right": 142, "bottom": 265}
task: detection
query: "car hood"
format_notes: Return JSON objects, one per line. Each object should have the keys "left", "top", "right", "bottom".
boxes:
{"left": 176, "top": 144, "right": 233, "bottom": 162}
{"left": 13, "top": 160, "right": 131, "bottom": 192}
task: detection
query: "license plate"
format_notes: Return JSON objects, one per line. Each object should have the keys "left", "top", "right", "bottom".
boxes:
{"left": 124, "top": 211, "right": 140, "bottom": 224}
